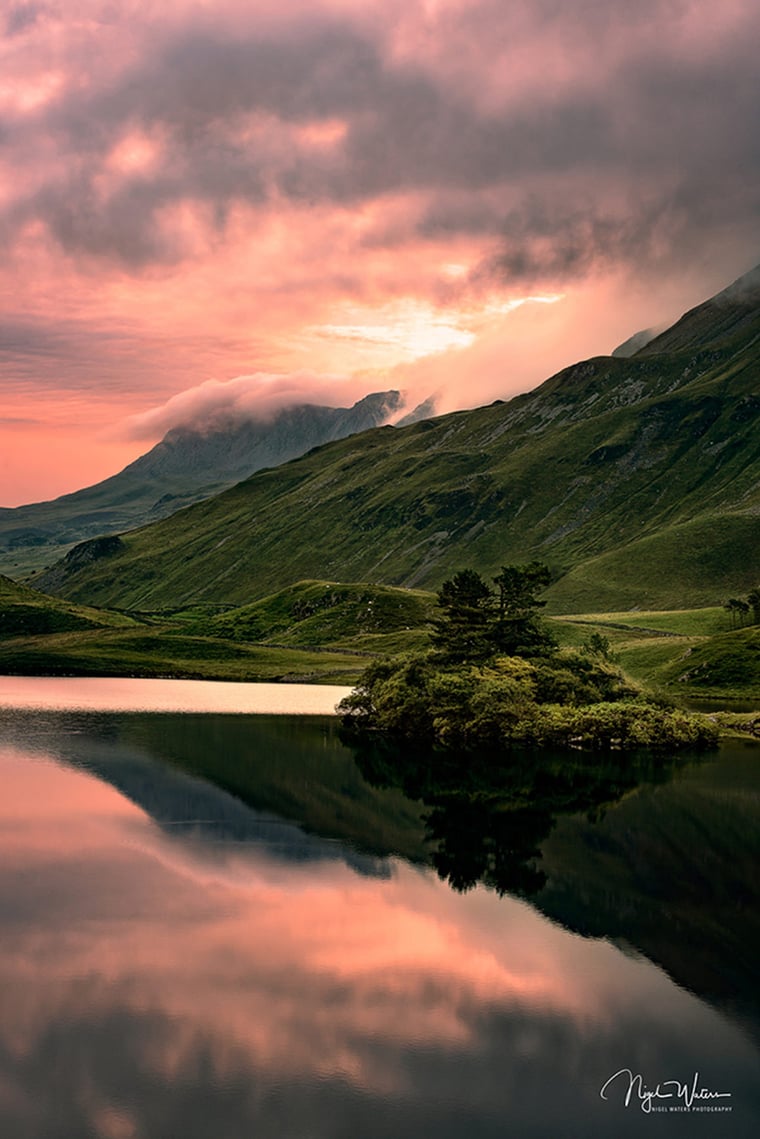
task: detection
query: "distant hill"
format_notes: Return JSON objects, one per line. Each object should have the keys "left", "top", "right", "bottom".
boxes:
{"left": 35, "top": 264, "right": 760, "bottom": 614}
{"left": 0, "top": 389, "right": 416, "bottom": 576}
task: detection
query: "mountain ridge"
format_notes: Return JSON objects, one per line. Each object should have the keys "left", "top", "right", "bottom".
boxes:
{"left": 34, "top": 264, "right": 760, "bottom": 614}
{"left": 0, "top": 389, "right": 416, "bottom": 576}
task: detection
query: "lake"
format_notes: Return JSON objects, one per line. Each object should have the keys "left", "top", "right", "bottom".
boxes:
{"left": 0, "top": 679, "right": 758, "bottom": 1137}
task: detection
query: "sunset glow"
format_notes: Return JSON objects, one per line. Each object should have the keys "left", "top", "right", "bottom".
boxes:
{"left": 1, "top": 0, "right": 758, "bottom": 504}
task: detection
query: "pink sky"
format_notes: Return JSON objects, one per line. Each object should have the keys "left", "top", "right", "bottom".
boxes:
{"left": 1, "top": 0, "right": 758, "bottom": 505}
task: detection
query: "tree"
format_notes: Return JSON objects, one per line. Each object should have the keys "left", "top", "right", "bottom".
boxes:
{"left": 581, "top": 631, "right": 613, "bottom": 659}
{"left": 492, "top": 561, "right": 555, "bottom": 656}
{"left": 747, "top": 587, "right": 760, "bottom": 625}
{"left": 725, "top": 598, "right": 750, "bottom": 629}
{"left": 431, "top": 562, "right": 556, "bottom": 661}
{"left": 431, "top": 569, "right": 494, "bottom": 660}
{"left": 494, "top": 561, "right": 551, "bottom": 620}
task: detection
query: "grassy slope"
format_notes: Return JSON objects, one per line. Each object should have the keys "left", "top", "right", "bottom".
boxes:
{"left": 3, "top": 566, "right": 758, "bottom": 701}
{"left": 32, "top": 270, "right": 760, "bottom": 613}
{"left": 0, "top": 626, "right": 365, "bottom": 682}
{"left": 552, "top": 607, "right": 760, "bottom": 702}
{"left": 0, "top": 572, "right": 137, "bottom": 637}
{"left": 0, "top": 579, "right": 433, "bottom": 683}
{"left": 655, "top": 626, "right": 760, "bottom": 696}
{"left": 544, "top": 513, "right": 760, "bottom": 612}
{"left": 199, "top": 579, "right": 436, "bottom": 650}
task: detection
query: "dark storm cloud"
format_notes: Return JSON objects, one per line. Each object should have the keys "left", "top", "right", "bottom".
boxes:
{"left": 2, "top": 0, "right": 759, "bottom": 278}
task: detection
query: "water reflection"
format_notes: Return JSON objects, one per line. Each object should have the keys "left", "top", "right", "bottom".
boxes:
{"left": 0, "top": 710, "right": 758, "bottom": 1137}
{"left": 348, "top": 734, "right": 688, "bottom": 897}
{"left": 345, "top": 731, "right": 760, "bottom": 1042}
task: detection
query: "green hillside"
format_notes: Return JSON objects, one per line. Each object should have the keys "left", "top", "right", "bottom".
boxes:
{"left": 0, "top": 391, "right": 406, "bottom": 577}
{"left": 32, "top": 267, "right": 760, "bottom": 615}
{"left": 0, "top": 625, "right": 364, "bottom": 683}
{"left": 551, "top": 608, "right": 760, "bottom": 703}
{"left": 0, "top": 572, "right": 137, "bottom": 638}
{"left": 200, "top": 580, "right": 435, "bottom": 652}
{"left": 0, "top": 578, "right": 432, "bottom": 683}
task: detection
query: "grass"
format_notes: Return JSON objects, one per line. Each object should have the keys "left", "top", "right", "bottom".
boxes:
{"left": 554, "top": 609, "right": 760, "bottom": 704}
{"left": 2, "top": 567, "right": 759, "bottom": 707}
{"left": 198, "top": 579, "right": 437, "bottom": 647}
{"left": 655, "top": 626, "right": 760, "bottom": 697}
{"left": 544, "top": 514, "right": 760, "bottom": 614}
{"left": 0, "top": 577, "right": 435, "bottom": 683}
{"left": 0, "top": 626, "right": 365, "bottom": 683}
{"left": 552, "top": 606, "right": 730, "bottom": 636}
{"left": 0, "top": 572, "right": 138, "bottom": 637}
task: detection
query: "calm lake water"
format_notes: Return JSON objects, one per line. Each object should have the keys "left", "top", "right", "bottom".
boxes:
{"left": 0, "top": 680, "right": 759, "bottom": 1138}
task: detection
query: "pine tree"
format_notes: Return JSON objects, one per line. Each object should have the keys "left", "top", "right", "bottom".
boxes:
{"left": 431, "top": 569, "right": 495, "bottom": 661}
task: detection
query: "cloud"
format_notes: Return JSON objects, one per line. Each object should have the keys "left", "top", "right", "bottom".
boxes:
{"left": 4, "top": 2, "right": 48, "bottom": 37}
{"left": 122, "top": 371, "right": 389, "bottom": 439}
{"left": 1, "top": 0, "right": 757, "bottom": 279}
{"left": 1, "top": 0, "right": 759, "bottom": 502}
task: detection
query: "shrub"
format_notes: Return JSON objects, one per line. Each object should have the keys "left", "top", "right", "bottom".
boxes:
{"left": 339, "top": 651, "right": 718, "bottom": 753}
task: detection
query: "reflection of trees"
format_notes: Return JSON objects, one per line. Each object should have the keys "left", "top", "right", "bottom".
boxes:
{"left": 346, "top": 732, "right": 690, "bottom": 898}
{"left": 427, "top": 799, "right": 551, "bottom": 895}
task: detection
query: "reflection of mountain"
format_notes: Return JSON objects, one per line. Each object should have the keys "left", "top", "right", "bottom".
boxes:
{"left": 537, "top": 746, "right": 760, "bottom": 1035}
{"left": 349, "top": 736, "right": 688, "bottom": 897}
{"left": 0, "top": 713, "right": 393, "bottom": 879}
{"left": 102, "top": 709, "right": 760, "bottom": 1035}
{"left": 6, "top": 708, "right": 759, "bottom": 1039}
{"left": 111, "top": 712, "right": 428, "bottom": 863}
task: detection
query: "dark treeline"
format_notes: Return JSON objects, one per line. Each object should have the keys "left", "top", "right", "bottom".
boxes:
{"left": 724, "top": 586, "right": 760, "bottom": 628}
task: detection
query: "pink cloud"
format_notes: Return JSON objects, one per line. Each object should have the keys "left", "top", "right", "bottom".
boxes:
{"left": 0, "top": 0, "right": 757, "bottom": 502}
{"left": 122, "top": 370, "right": 388, "bottom": 439}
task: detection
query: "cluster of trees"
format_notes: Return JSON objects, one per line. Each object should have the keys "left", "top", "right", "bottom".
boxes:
{"left": 724, "top": 587, "right": 760, "bottom": 628}
{"left": 340, "top": 562, "right": 718, "bottom": 752}
{"left": 432, "top": 562, "right": 555, "bottom": 660}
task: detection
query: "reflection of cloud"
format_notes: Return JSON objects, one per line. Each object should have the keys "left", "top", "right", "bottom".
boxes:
{"left": 1, "top": 738, "right": 759, "bottom": 1135}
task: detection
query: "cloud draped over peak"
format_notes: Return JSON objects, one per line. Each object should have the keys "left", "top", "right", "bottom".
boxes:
{"left": 123, "top": 371, "right": 384, "bottom": 439}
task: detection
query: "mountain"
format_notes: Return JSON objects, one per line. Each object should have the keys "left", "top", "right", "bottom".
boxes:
{"left": 0, "top": 390, "right": 409, "bottom": 576}
{"left": 36, "top": 265, "right": 760, "bottom": 614}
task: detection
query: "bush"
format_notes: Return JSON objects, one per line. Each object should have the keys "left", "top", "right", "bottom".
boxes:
{"left": 512, "top": 701, "right": 719, "bottom": 750}
{"left": 339, "top": 649, "right": 718, "bottom": 753}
